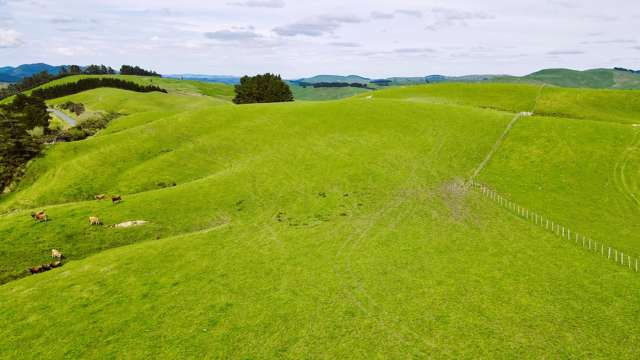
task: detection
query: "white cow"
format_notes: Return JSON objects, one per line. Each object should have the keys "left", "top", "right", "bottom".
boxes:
{"left": 51, "top": 249, "right": 62, "bottom": 260}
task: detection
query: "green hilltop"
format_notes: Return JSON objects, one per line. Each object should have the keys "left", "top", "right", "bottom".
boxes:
{"left": 522, "top": 68, "right": 640, "bottom": 89}
{"left": 1, "top": 76, "right": 640, "bottom": 357}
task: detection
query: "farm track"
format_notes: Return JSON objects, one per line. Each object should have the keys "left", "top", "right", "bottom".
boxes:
{"left": 470, "top": 85, "right": 545, "bottom": 181}
{"left": 47, "top": 108, "right": 77, "bottom": 126}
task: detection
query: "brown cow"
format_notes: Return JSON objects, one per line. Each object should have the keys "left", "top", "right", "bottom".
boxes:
{"left": 29, "top": 266, "right": 42, "bottom": 274}
{"left": 89, "top": 216, "right": 102, "bottom": 226}
{"left": 111, "top": 195, "right": 122, "bottom": 204}
{"left": 95, "top": 194, "right": 106, "bottom": 200}
{"left": 31, "top": 210, "right": 48, "bottom": 222}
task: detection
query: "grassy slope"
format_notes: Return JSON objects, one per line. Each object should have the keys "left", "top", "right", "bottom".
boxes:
{"left": 290, "top": 84, "right": 371, "bottom": 101}
{"left": 1, "top": 83, "right": 640, "bottom": 357}
{"left": 372, "top": 83, "right": 640, "bottom": 255}
{"left": 522, "top": 68, "right": 640, "bottom": 90}
{"left": 525, "top": 68, "right": 615, "bottom": 88}
{"left": 479, "top": 115, "right": 640, "bottom": 256}
{"left": 366, "top": 83, "right": 541, "bottom": 112}
{"left": 6, "top": 74, "right": 235, "bottom": 102}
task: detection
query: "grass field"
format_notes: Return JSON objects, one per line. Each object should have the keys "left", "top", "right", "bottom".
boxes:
{"left": 1, "top": 80, "right": 640, "bottom": 357}
{"left": 0, "top": 75, "right": 234, "bottom": 104}
{"left": 290, "top": 84, "right": 371, "bottom": 101}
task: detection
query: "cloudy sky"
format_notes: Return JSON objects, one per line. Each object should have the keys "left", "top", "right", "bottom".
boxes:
{"left": 0, "top": 0, "right": 638, "bottom": 78}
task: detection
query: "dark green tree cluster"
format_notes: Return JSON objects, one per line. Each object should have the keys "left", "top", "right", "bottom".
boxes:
{"left": 614, "top": 67, "right": 640, "bottom": 74}
{"left": 0, "top": 95, "right": 49, "bottom": 190}
{"left": 77, "top": 64, "right": 116, "bottom": 75}
{"left": 120, "top": 65, "right": 161, "bottom": 77}
{"left": 233, "top": 73, "right": 293, "bottom": 104}
{"left": 298, "top": 82, "right": 369, "bottom": 89}
{"left": 31, "top": 78, "right": 167, "bottom": 100}
{"left": 59, "top": 101, "right": 85, "bottom": 116}
{"left": 371, "top": 79, "right": 392, "bottom": 86}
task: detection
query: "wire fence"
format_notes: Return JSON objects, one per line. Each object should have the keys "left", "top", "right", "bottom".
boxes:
{"left": 465, "top": 179, "right": 639, "bottom": 273}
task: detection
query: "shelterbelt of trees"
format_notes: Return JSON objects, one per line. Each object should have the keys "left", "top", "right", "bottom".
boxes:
{"left": 32, "top": 78, "right": 166, "bottom": 100}
{"left": 0, "top": 77, "right": 166, "bottom": 191}
{"left": 0, "top": 65, "right": 161, "bottom": 100}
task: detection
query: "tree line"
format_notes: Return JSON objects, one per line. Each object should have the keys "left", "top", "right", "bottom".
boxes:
{"left": 0, "top": 64, "right": 161, "bottom": 99}
{"left": 120, "top": 65, "right": 161, "bottom": 77}
{"left": 31, "top": 78, "right": 166, "bottom": 100}
{"left": 614, "top": 67, "right": 640, "bottom": 74}
{"left": 298, "top": 82, "right": 370, "bottom": 89}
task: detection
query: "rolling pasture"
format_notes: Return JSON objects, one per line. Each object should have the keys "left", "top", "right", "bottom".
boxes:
{"left": 289, "top": 84, "right": 371, "bottom": 101}
{"left": 1, "top": 79, "right": 639, "bottom": 358}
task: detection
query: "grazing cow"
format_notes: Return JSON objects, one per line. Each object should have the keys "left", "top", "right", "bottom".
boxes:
{"left": 95, "top": 194, "right": 106, "bottom": 200}
{"left": 51, "top": 249, "right": 63, "bottom": 261}
{"left": 111, "top": 195, "right": 122, "bottom": 204}
{"left": 89, "top": 216, "right": 102, "bottom": 226}
{"left": 31, "top": 210, "right": 48, "bottom": 222}
{"left": 29, "top": 266, "right": 42, "bottom": 274}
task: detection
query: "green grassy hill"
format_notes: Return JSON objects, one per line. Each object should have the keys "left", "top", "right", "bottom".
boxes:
{"left": 1, "top": 80, "right": 640, "bottom": 357}
{"left": 4, "top": 74, "right": 235, "bottom": 102}
{"left": 522, "top": 68, "right": 640, "bottom": 89}
{"left": 290, "top": 84, "right": 371, "bottom": 101}
{"left": 296, "top": 74, "right": 371, "bottom": 84}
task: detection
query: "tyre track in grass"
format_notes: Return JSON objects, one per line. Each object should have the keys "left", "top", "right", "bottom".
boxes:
{"left": 613, "top": 129, "right": 640, "bottom": 211}
{"left": 332, "top": 133, "right": 446, "bottom": 355}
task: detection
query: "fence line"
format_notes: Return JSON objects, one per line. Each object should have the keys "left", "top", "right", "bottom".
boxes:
{"left": 464, "top": 180, "right": 639, "bottom": 273}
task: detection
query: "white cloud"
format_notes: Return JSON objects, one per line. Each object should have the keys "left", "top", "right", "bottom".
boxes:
{"left": 328, "top": 41, "right": 361, "bottom": 47}
{"left": 371, "top": 11, "right": 395, "bottom": 20}
{"left": 273, "top": 14, "right": 365, "bottom": 37}
{"left": 395, "top": 9, "right": 422, "bottom": 18}
{"left": 228, "top": 0, "right": 285, "bottom": 8}
{"left": 51, "top": 46, "right": 93, "bottom": 56}
{"left": 204, "top": 29, "right": 262, "bottom": 41}
{"left": 547, "top": 49, "right": 585, "bottom": 55}
{"left": 426, "top": 8, "right": 494, "bottom": 31}
{"left": 0, "top": 28, "right": 22, "bottom": 48}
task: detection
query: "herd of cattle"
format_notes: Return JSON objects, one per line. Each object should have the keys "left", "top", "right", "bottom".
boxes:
{"left": 27, "top": 194, "right": 123, "bottom": 276}
{"left": 29, "top": 249, "right": 64, "bottom": 274}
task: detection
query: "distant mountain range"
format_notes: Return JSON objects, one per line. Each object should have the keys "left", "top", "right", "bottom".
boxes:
{"left": 0, "top": 63, "right": 66, "bottom": 82}
{"left": 292, "top": 69, "right": 640, "bottom": 90}
{"left": 3, "top": 63, "right": 640, "bottom": 90}
{"left": 164, "top": 74, "right": 241, "bottom": 85}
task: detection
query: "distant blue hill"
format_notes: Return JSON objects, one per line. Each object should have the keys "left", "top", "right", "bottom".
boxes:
{"left": 0, "top": 63, "right": 67, "bottom": 82}
{"left": 165, "top": 74, "right": 241, "bottom": 85}
{"left": 293, "top": 74, "right": 371, "bottom": 84}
